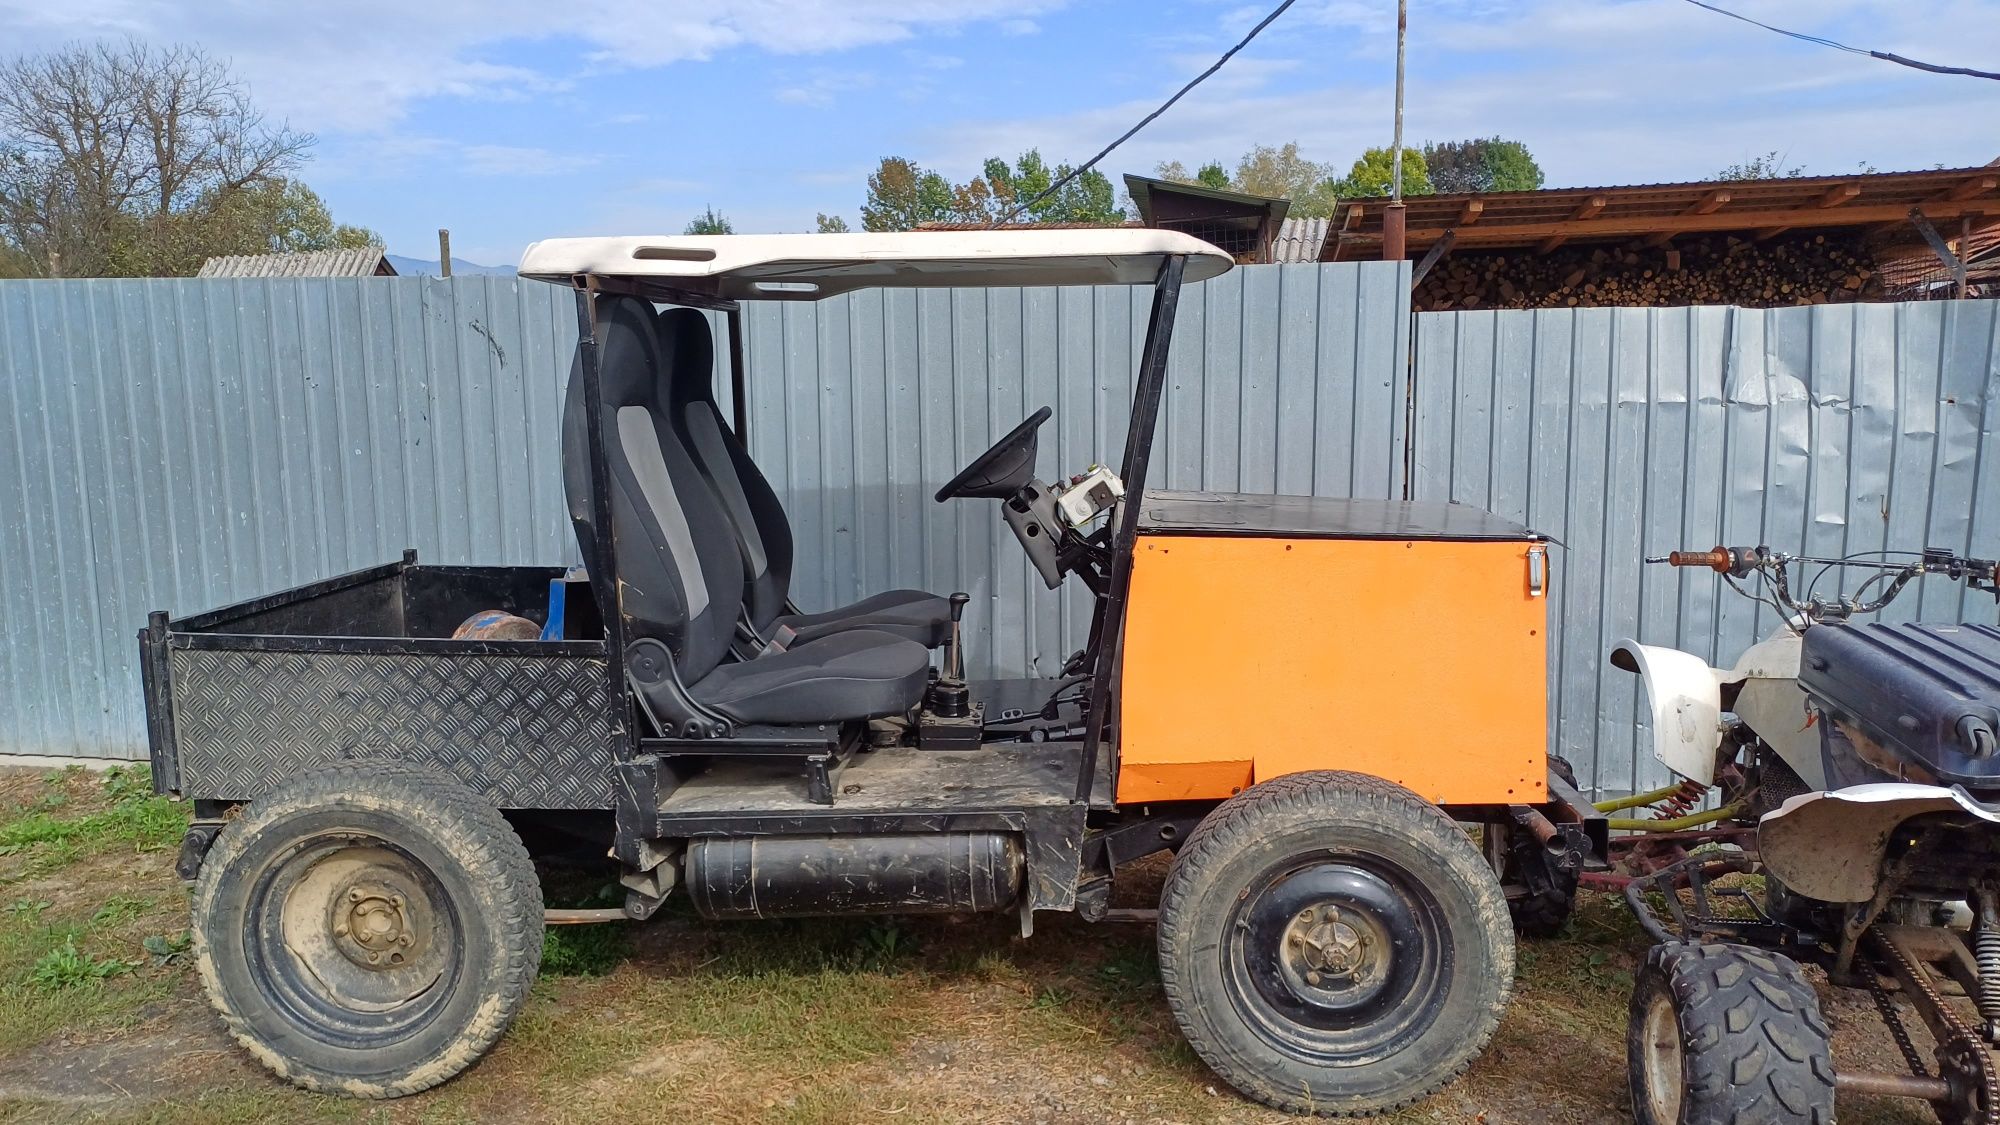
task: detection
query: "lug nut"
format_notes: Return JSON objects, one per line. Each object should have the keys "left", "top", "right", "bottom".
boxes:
{"left": 1305, "top": 970, "right": 1322, "bottom": 986}
{"left": 333, "top": 921, "right": 348, "bottom": 936}
{"left": 348, "top": 889, "right": 363, "bottom": 903}
{"left": 367, "top": 951, "right": 380, "bottom": 964}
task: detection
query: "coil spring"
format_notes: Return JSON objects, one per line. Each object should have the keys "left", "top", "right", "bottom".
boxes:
{"left": 1652, "top": 780, "right": 1708, "bottom": 821}
{"left": 1978, "top": 925, "right": 2000, "bottom": 1032}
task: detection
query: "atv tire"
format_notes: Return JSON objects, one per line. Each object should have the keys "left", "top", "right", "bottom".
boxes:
{"left": 1628, "top": 941, "right": 1835, "bottom": 1125}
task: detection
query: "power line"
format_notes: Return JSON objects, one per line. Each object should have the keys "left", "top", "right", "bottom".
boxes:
{"left": 1681, "top": 0, "right": 2000, "bottom": 81}
{"left": 991, "top": 0, "right": 1300, "bottom": 226}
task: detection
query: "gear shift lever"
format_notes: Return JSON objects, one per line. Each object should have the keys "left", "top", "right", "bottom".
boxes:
{"left": 928, "top": 593, "right": 971, "bottom": 718}
{"left": 945, "top": 592, "right": 969, "bottom": 681}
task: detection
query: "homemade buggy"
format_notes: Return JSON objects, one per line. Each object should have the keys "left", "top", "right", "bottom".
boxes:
{"left": 142, "top": 231, "right": 1597, "bottom": 1114}
{"left": 1606, "top": 545, "right": 2000, "bottom": 1124}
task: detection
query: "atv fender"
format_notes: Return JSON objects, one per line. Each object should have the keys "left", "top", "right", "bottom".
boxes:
{"left": 1760, "top": 783, "right": 2000, "bottom": 903}
{"left": 1610, "top": 640, "right": 1733, "bottom": 786}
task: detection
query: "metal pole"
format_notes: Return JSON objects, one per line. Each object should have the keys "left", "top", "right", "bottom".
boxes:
{"left": 1391, "top": 0, "right": 1407, "bottom": 202}
{"left": 1076, "top": 254, "right": 1186, "bottom": 805}
{"left": 1384, "top": 0, "right": 1409, "bottom": 261}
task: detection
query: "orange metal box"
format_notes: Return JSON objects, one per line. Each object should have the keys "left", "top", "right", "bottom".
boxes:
{"left": 1115, "top": 493, "right": 1549, "bottom": 807}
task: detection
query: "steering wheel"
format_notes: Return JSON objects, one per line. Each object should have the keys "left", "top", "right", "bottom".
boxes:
{"left": 934, "top": 406, "right": 1052, "bottom": 502}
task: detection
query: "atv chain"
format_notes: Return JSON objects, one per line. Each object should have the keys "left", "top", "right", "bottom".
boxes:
{"left": 1868, "top": 961, "right": 1932, "bottom": 1079}
{"left": 1871, "top": 931, "right": 2000, "bottom": 1125}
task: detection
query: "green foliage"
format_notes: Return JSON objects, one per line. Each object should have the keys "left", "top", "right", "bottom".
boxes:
{"left": 89, "top": 896, "right": 149, "bottom": 927}
{"left": 684, "top": 206, "right": 734, "bottom": 235}
{"left": 981, "top": 149, "right": 1124, "bottom": 225}
{"left": 27, "top": 935, "right": 133, "bottom": 990}
{"left": 859, "top": 150, "right": 1125, "bottom": 231}
{"left": 1715, "top": 151, "right": 1806, "bottom": 180}
{"left": 141, "top": 931, "right": 191, "bottom": 967}
{"left": 0, "top": 770, "right": 186, "bottom": 856}
{"left": 1329, "top": 146, "right": 1432, "bottom": 200}
{"left": 815, "top": 212, "right": 850, "bottom": 233}
{"left": 1232, "top": 142, "right": 1338, "bottom": 216}
{"left": 1157, "top": 143, "right": 1339, "bottom": 216}
{"left": 541, "top": 924, "right": 627, "bottom": 976}
{"left": 1423, "top": 137, "right": 1545, "bottom": 194}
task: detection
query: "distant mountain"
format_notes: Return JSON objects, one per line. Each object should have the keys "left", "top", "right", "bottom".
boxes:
{"left": 385, "top": 254, "right": 515, "bottom": 277}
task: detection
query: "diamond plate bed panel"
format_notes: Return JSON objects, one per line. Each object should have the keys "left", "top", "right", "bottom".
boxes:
{"left": 169, "top": 648, "right": 617, "bottom": 808}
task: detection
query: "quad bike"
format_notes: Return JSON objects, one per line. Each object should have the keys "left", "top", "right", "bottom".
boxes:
{"left": 1605, "top": 544, "right": 2000, "bottom": 1124}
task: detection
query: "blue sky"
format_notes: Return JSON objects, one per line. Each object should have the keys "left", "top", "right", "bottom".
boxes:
{"left": 4, "top": 1, "right": 1997, "bottom": 265}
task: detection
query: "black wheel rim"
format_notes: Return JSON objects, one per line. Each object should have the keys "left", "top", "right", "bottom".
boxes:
{"left": 244, "top": 832, "right": 463, "bottom": 1049}
{"left": 1223, "top": 854, "right": 1452, "bottom": 1066}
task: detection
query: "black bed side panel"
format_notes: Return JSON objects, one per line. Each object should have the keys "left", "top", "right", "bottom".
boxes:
{"left": 167, "top": 646, "right": 617, "bottom": 809}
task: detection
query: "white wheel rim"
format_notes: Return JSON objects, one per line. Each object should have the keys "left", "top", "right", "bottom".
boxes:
{"left": 1640, "top": 991, "right": 1685, "bottom": 1124}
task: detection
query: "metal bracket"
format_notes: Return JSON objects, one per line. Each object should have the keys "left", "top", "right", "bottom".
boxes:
{"left": 1411, "top": 228, "right": 1457, "bottom": 287}
{"left": 1909, "top": 207, "right": 1968, "bottom": 298}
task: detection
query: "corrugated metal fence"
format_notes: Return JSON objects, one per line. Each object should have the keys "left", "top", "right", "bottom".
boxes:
{"left": 0, "top": 263, "right": 1413, "bottom": 759}
{"left": 1413, "top": 301, "right": 2000, "bottom": 796}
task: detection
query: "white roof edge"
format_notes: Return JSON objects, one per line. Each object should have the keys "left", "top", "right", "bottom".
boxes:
{"left": 516, "top": 229, "right": 1234, "bottom": 299}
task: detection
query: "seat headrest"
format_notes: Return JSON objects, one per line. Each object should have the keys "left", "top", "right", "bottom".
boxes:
{"left": 657, "top": 307, "right": 718, "bottom": 408}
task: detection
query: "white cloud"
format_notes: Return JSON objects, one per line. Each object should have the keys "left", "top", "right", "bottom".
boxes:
{"left": 773, "top": 70, "right": 880, "bottom": 108}
{"left": 907, "top": 0, "right": 2000, "bottom": 187}
{"left": 1000, "top": 18, "right": 1040, "bottom": 35}
{"left": 0, "top": 0, "right": 1070, "bottom": 131}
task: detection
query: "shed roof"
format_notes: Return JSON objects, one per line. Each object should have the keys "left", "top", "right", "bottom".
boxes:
{"left": 1272, "top": 217, "right": 1330, "bottom": 264}
{"left": 1327, "top": 166, "right": 2000, "bottom": 258}
{"left": 196, "top": 247, "right": 395, "bottom": 278}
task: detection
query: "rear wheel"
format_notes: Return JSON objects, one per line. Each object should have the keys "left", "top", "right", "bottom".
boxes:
{"left": 191, "top": 763, "right": 542, "bottom": 1097}
{"left": 1157, "top": 771, "right": 1513, "bottom": 1116}
{"left": 1627, "top": 941, "right": 1834, "bottom": 1125}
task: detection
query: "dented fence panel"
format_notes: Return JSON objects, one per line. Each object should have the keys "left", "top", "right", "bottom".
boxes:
{"left": 1413, "top": 299, "right": 2000, "bottom": 797}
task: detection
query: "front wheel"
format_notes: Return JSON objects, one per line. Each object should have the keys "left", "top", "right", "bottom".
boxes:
{"left": 1157, "top": 771, "right": 1514, "bottom": 1116}
{"left": 1628, "top": 941, "right": 1834, "bottom": 1125}
{"left": 191, "top": 763, "right": 543, "bottom": 1097}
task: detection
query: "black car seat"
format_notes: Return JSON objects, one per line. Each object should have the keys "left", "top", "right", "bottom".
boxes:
{"left": 561, "top": 294, "right": 928, "bottom": 725}
{"left": 652, "top": 307, "right": 952, "bottom": 649}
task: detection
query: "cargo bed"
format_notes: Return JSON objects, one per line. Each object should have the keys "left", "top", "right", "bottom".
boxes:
{"left": 141, "top": 552, "right": 620, "bottom": 810}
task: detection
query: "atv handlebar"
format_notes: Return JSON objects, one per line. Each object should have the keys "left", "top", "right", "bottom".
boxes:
{"left": 1648, "top": 544, "right": 2000, "bottom": 622}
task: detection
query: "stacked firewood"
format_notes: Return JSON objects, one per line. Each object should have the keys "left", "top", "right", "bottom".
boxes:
{"left": 1411, "top": 233, "right": 1878, "bottom": 312}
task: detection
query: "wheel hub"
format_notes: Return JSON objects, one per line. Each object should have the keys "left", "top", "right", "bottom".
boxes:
{"left": 1285, "top": 906, "right": 1381, "bottom": 985}
{"left": 333, "top": 881, "right": 424, "bottom": 968}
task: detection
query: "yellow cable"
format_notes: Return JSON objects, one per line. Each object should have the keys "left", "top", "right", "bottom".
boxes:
{"left": 1593, "top": 782, "right": 1695, "bottom": 815}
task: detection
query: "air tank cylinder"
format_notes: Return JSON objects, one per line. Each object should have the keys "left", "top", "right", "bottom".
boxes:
{"left": 684, "top": 833, "right": 1025, "bottom": 920}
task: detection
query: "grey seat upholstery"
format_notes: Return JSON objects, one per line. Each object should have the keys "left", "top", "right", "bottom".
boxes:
{"left": 561, "top": 295, "right": 929, "bottom": 726}
{"left": 653, "top": 307, "right": 951, "bottom": 649}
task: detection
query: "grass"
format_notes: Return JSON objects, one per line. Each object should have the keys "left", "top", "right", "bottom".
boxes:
{"left": 0, "top": 768, "right": 1800, "bottom": 1123}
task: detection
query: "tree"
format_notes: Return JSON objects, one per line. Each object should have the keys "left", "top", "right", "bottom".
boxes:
{"left": 1715, "top": 151, "right": 1806, "bottom": 181}
{"left": 861, "top": 156, "right": 961, "bottom": 231}
{"left": 1328, "top": 146, "right": 1432, "bottom": 200}
{"left": 1157, "top": 144, "right": 1338, "bottom": 216}
{"left": 982, "top": 149, "right": 1124, "bottom": 224}
{"left": 1233, "top": 142, "right": 1338, "bottom": 216}
{"left": 0, "top": 38, "right": 319, "bottom": 276}
{"left": 1154, "top": 159, "right": 1232, "bottom": 190}
{"left": 860, "top": 151, "right": 1124, "bottom": 232}
{"left": 815, "top": 212, "right": 850, "bottom": 233}
{"left": 684, "top": 206, "right": 733, "bottom": 235}
{"left": 1422, "top": 138, "right": 1544, "bottom": 194}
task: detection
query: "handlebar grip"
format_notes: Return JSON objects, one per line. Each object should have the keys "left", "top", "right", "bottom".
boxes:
{"left": 1667, "top": 548, "right": 1734, "bottom": 572}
